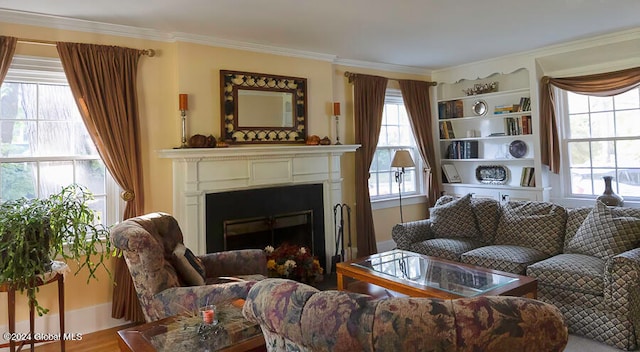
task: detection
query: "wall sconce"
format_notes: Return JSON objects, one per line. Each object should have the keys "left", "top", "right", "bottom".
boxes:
{"left": 179, "top": 94, "right": 188, "bottom": 148}
{"left": 391, "top": 150, "right": 415, "bottom": 223}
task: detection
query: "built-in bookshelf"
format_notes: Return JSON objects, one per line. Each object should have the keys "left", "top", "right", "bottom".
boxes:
{"left": 433, "top": 67, "right": 549, "bottom": 202}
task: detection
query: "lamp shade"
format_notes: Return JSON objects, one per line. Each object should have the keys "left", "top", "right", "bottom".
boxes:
{"left": 391, "top": 150, "right": 415, "bottom": 168}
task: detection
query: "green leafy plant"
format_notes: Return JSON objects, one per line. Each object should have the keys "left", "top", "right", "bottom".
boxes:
{"left": 0, "top": 184, "right": 113, "bottom": 316}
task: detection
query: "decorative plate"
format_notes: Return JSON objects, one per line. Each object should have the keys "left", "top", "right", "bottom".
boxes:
{"left": 475, "top": 165, "right": 509, "bottom": 184}
{"left": 509, "top": 140, "right": 527, "bottom": 158}
{"left": 472, "top": 100, "right": 488, "bottom": 116}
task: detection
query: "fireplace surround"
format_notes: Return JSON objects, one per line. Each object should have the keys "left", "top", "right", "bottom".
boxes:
{"left": 158, "top": 144, "right": 359, "bottom": 271}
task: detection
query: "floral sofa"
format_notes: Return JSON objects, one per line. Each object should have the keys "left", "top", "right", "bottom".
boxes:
{"left": 242, "top": 278, "right": 568, "bottom": 352}
{"left": 392, "top": 194, "right": 640, "bottom": 351}
{"left": 110, "top": 212, "right": 267, "bottom": 322}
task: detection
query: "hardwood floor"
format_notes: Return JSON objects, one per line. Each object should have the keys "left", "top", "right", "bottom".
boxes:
{"left": 29, "top": 323, "right": 138, "bottom": 352}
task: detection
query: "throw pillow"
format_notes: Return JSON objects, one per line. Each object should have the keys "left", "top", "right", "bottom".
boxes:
{"left": 566, "top": 201, "right": 640, "bottom": 260}
{"left": 430, "top": 194, "right": 480, "bottom": 239}
{"left": 172, "top": 243, "right": 206, "bottom": 286}
{"left": 494, "top": 201, "right": 567, "bottom": 256}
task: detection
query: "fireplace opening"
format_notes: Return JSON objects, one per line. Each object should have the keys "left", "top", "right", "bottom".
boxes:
{"left": 205, "top": 183, "right": 325, "bottom": 268}
{"left": 224, "top": 210, "right": 314, "bottom": 253}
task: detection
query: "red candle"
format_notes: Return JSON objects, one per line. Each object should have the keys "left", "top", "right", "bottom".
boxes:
{"left": 179, "top": 94, "right": 188, "bottom": 111}
{"left": 202, "top": 308, "right": 214, "bottom": 324}
{"left": 333, "top": 102, "right": 340, "bottom": 116}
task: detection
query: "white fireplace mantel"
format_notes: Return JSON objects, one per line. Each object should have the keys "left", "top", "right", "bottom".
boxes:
{"left": 158, "top": 144, "right": 359, "bottom": 268}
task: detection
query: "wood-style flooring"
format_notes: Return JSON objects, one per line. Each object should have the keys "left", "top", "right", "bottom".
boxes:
{"left": 28, "top": 323, "right": 138, "bottom": 352}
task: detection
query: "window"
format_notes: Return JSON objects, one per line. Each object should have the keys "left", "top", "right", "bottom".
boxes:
{"left": 369, "top": 90, "right": 421, "bottom": 200}
{"left": 0, "top": 56, "right": 121, "bottom": 225}
{"left": 561, "top": 87, "right": 640, "bottom": 199}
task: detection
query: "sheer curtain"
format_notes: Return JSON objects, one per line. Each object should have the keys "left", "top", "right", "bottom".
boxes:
{"left": 540, "top": 67, "right": 640, "bottom": 173}
{"left": 350, "top": 73, "right": 388, "bottom": 257}
{"left": 399, "top": 79, "right": 439, "bottom": 207}
{"left": 57, "top": 42, "right": 146, "bottom": 322}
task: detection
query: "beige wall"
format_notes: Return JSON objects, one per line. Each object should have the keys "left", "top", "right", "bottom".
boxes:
{"left": 0, "top": 21, "right": 430, "bottom": 326}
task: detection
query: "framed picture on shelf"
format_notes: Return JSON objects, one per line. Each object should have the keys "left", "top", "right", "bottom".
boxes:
{"left": 442, "top": 164, "right": 462, "bottom": 183}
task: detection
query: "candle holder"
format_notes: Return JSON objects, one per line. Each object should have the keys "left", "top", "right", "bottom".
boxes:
{"left": 179, "top": 94, "right": 188, "bottom": 148}
{"left": 333, "top": 102, "right": 342, "bottom": 145}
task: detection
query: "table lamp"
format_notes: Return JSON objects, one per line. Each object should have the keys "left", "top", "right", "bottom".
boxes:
{"left": 391, "top": 150, "right": 415, "bottom": 223}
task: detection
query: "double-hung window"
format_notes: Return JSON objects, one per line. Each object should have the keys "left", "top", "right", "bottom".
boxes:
{"left": 369, "top": 90, "right": 422, "bottom": 201}
{"left": 560, "top": 87, "right": 640, "bottom": 200}
{"left": 0, "top": 56, "right": 121, "bottom": 226}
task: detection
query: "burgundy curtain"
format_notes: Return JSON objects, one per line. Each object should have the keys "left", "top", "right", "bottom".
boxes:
{"left": 398, "top": 79, "right": 439, "bottom": 207}
{"left": 350, "top": 74, "right": 388, "bottom": 257}
{"left": 0, "top": 36, "right": 17, "bottom": 83}
{"left": 57, "top": 42, "right": 146, "bottom": 322}
{"left": 540, "top": 66, "right": 640, "bottom": 173}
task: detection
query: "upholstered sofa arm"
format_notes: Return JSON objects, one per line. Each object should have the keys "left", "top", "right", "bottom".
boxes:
{"left": 199, "top": 249, "right": 267, "bottom": 278}
{"left": 150, "top": 280, "right": 256, "bottom": 321}
{"left": 391, "top": 219, "right": 433, "bottom": 249}
{"left": 605, "top": 248, "right": 640, "bottom": 311}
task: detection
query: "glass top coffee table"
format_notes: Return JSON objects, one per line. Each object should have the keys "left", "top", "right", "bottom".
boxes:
{"left": 335, "top": 250, "right": 537, "bottom": 298}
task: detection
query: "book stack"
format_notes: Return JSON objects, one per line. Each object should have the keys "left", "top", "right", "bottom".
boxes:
{"left": 520, "top": 167, "right": 535, "bottom": 187}
{"left": 438, "top": 100, "right": 464, "bottom": 119}
{"left": 505, "top": 116, "right": 533, "bottom": 135}
{"left": 439, "top": 121, "right": 455, "bottom": 139}
{"left": 446, "top": 141, "right": 478, "bottom": 159}
{"left": 517, "top": 97, "right": 531, "bottom": 112}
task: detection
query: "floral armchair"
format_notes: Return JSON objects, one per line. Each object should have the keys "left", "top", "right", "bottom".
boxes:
{"left": 243, "top": 279, "right": 569, "bottom": 352}
{"left": 110, "top": 212, "right": 267, "bottom": 322}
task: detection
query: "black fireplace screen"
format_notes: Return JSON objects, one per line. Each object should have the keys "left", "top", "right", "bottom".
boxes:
{"left": 205, "top": 183, "right": 325, "bottom": 268}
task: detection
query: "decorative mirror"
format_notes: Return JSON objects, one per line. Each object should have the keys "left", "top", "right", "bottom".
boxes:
{"left": 221, "top": 70, "right": 307, "bottom": 143}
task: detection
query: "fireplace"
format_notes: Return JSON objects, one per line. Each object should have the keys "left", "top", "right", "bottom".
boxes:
{"left": 205, "top": 183, "right": 325, "bottom": 267}
{"left": 158, "top": 144, "right": 359, "bottom": 272}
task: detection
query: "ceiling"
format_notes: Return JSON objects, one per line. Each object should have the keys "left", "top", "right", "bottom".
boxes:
{"left": 1, "top": 0, "right": 640, "bottom": 71}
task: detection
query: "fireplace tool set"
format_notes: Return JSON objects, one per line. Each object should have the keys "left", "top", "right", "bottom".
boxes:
{"left": 331, "top": 203, "right": 352, "bottom": 272}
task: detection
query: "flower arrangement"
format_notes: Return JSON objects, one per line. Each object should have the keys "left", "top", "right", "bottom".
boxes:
{"left": 265, "top": 243, "right": 323, "bottom": 283}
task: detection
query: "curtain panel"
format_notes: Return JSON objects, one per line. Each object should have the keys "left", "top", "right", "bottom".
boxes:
{"left": 57, "top": 42, "right": 146, "bottom": 322}
{"left": 398, "top": 79, "right": 439, "bottom": 207}
{"left": 0, "top": 36, "right": 17, "bottom": 83}
{"left": 540, "top": 66, "right": 640, "bottom": 174}
{"left": 350, "top": 73, "right": 388, "bottom": 257}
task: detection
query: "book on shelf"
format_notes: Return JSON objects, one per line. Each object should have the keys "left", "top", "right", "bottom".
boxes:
{"left": 505, "top": 115, "right": 532, "bottom": 135}
{"left": 446, "top": 141, "right": 478, "bottom": 159}
{"left": 442, "top": 164, "right": 462, "bottom": 183}
{"left": 517, "top": 97, "right": 531, "bottom": 112}
{"left": 438, "top": 100, "right": 464, "bottom": 119}
{"left": 439, "top": 121, "right": 456, "bottom": 139}
{"left": 520, "top": 167, "right": 535, "bottom": 187}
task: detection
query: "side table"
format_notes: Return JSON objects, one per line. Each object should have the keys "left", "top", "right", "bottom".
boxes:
{"left": 0, "top": 261, "right": 68, "bottom": 352}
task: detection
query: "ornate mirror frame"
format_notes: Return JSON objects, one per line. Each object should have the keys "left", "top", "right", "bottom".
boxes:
{"left": 220, "top": 70, "right": 307, "bottom": 143}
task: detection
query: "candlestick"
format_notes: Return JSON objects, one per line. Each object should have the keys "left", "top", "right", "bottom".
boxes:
{"left": 179, "top": 94, "right": 188, "bottom": 148}
{"left": 333, "top": 102, "right": 342, "bottom": 145}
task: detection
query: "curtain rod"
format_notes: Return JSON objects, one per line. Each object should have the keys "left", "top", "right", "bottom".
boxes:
{"left": 17, "top": 37, "right": 156, "bottom": 57}
{"left": 344, "top": 71, "right": 437, "bottom": 86}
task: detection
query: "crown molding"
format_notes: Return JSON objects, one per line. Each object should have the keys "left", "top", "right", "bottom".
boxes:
{"left": 0, "top": 9, "right": 429, "bottom": 74}
{"left": 334, "top": 58, "right": 431, "bottom": 76}
{"left": 171, "top": 32, "right": 337, "bottom": 62}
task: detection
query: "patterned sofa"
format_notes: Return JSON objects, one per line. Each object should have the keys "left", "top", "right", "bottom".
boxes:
{"left": 391, "top": 194, "right": 640, "bottom": 351}
{"left": 243, "top": 278, "right": 568, "bottom": 352}
{"left": 110, "top": 212, "right": 267, "bottom": 322}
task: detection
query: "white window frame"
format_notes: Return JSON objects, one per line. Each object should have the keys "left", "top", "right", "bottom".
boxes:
{"left": 370, "top": 89, "right": 426, "bottom": 209}
{"left": 557, "top": 86, "right": 640, "bottom": 204}
{"left": 2, "top": 55, "right": 123, "bottom": 226}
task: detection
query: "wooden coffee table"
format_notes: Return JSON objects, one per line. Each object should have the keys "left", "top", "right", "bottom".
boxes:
{"left": 117, "top": 302, "right": 265, "bottom": 352}
{"left": 336, "top": 249, "right": 537, "bottom": 299}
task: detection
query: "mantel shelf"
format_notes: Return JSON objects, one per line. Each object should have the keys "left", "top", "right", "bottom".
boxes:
{"left": 158, "top": 144, "right": 360, "bottom": 159}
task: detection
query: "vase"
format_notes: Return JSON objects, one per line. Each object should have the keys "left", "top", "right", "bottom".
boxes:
{"left": 596, "top": 176, "right": 624, "bottom": 206}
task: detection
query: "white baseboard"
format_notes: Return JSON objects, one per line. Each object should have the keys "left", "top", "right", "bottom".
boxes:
{"left": 0, "top": 303, "right": 129, "bottom": 351}
{"left": 377, "top": 239, "right": 397, "bottom": 253}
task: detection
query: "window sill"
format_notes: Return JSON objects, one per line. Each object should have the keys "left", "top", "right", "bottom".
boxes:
{"left": 371, "top": 194, "right": 428, "bottom": 210}
{"left": 549, "top": 196, "right": 640, "bottom": 209}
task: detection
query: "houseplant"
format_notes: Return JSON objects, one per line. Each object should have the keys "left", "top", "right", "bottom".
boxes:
{"left": 0, "top": 184, "right": 113, "bottom": 316}
{"left": 265, "top": 243, "right": 323, "bottom": 283}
